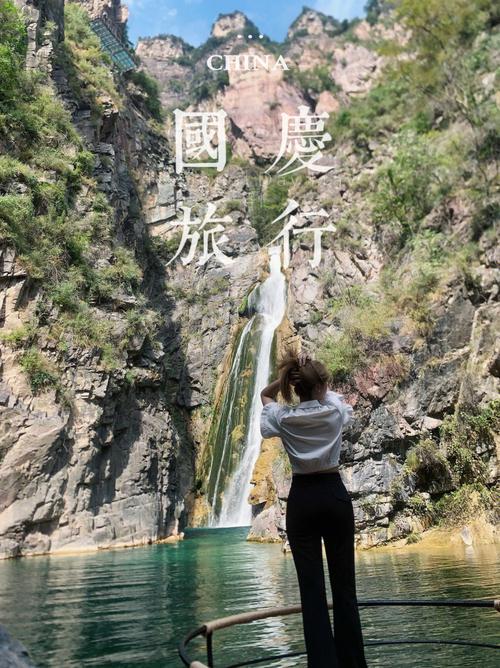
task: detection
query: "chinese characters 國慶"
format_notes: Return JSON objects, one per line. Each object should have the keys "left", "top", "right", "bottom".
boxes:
{"left": 166, "top": 106, "right": 336, "bottom": 269}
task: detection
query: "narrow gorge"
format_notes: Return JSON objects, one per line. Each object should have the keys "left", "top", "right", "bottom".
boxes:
{"left": 0, "top": 0, "right": 498, "bottom": 563}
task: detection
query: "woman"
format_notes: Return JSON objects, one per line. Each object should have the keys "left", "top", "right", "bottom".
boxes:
{"left": 260, "top": 349, "right": 368, "bottom": 668}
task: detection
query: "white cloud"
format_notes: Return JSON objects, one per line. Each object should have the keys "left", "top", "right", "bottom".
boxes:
{"left": 314, "top": 0, "right": 363, "bottom": 21}
{"left": 167, "top": 8, "right": 178, "bottom": 16}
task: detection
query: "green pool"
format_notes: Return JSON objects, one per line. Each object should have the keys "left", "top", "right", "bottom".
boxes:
{"left": 0, "top": 527, "right": 498, "bottom": 667}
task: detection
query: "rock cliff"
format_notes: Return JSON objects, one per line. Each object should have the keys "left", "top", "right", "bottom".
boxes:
{"left": 0, "top": 625, "right": 36, "bottom": 667}
{"left": 0, "top": 0, "right": 260, "bottom": 557}
{"left": 0, "top": 0, "right": 498, "bottom": 558}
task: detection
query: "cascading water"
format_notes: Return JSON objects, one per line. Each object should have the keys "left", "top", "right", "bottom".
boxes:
{"left": 206, "top": 246, "right": 287, "bottom": 527}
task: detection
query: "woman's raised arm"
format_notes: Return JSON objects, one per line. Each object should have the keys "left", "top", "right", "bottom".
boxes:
{"left": 260, "top": 378, "right": 281, "bottom": 405}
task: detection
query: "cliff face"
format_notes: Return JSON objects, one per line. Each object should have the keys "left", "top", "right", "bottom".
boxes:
{"left": 144, "top": 6, "right": 498, "bottom": 547}
{"left": 135, "top": 35, "right": 193, "bottom": 111}
{"left": 0, "top": 0, "right": 260, "bottom": 558}
{"left": 1, "top": 0, "right": 187, "bottom": 557}
{"left": 0, "top": 1, "right": 498, "bottom": 558}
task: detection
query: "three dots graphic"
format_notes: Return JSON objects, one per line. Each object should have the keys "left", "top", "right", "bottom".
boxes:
{"left": 237, "top": 34, "right": 265, "bottom": 40}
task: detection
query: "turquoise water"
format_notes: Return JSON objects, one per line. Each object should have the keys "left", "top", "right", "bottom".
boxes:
{"left": 0, "top": 527, "right": 498, "bottom": 667}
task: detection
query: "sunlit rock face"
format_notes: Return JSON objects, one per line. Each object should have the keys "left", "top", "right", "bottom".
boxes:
{"left": 77, "top": 0, "right": 128, "bottom": 38}
{"left": 221, "top": 56, "right": 308, "bottom": 160}
{"left": 211, "top": 11, "right": 249, "bottom": 38}
{"left": 136, "top": 7, "right": 389, "bottom": 161}
{"left": 136, "top": 35, "right": 194, "bottom": 110}
{"left": 136, "top": 35, "right": 188, "bottom": 61}
{"left": 331, "top": 43, "right": 383, "bottom": 96}
{"left": 287, "top": 8, "right": 340, "bottom": 39}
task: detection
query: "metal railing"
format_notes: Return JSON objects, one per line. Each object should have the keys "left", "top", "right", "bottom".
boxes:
{"left": 179, "top": 598, "right": 500, "bottom": 668}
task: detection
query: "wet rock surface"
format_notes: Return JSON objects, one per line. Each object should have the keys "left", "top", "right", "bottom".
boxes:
{"left": 0, "top": 626, "right": 36, "bottom": 668}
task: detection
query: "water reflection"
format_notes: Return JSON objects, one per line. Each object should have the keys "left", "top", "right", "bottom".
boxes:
{"left": 0, "top": 529, "right": 497, "bottom": 667}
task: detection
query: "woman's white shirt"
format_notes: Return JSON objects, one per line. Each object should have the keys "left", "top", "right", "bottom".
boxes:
{"left": 259, "top": 390, "right": 353, "bottom": 474}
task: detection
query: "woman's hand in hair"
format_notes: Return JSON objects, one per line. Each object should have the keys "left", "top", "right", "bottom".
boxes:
{"left": 289, "top": 352, "right": 311, "bottom": 386}
{"left": 297, "top": 352, "right": 311, "bottom": 367}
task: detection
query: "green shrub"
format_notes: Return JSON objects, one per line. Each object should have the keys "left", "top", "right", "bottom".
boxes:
{"left": 309, "top": 309, "right": 323, "bottom": 324}
{"left": 51, "top": 272, "right": 85, "bottom": 312}
{"left": 0, "top": 156, "right": 36, "bottom": 187}
{"left": 19, "top": 348, "right": 58, "bottom": 393}
{"left": 190, "top": 69, "right": 229, "bottom": 104}
{"left": 0, "top": 325, "right": 33, "bottom": 348}
{"left": 168, "top": 79, "right": 184, "bottom": 94}
{"left": 319, "top": 284, "right": 396, "bottom": 381}
{"left": 404, "top": 438, "right": 453, "bottom": 491}
{"left": 0, "top": 3, "right": 103, "bottom": 297}
{"left": 0, "top": 1, "right": 156, "bottom": 366}
{"left": 329, "top": 284, "right": 372, "bottom": 312}
{"left": 188, "top": 35, "right": 224, "bottom": 63}
{"left": 371, "top": 131, "right": 451, "bottom": 247}
{"left": 126, "top": 69, "right": 163, "bottom": 121}
{"left": 365, "top": 0, "right": 382, "bottom": 25}
{"left": 285, "top": 65, "right": 340, "bottom": 98}
{"left": 237, "top": 293, "right": 251, "bottom": 316}
{"left": 58, "top": 3, "right": 122, "bottom": 115}
{"left": 90, "top": 247, "right": 142, "bottom": 301}
{"left": 318, "top": 332, "right": 361, "bottom": 382}
{"left": 63, "top": 307, "right": 114, "bottom": 349}
{"left": 398, "top": 402, "right": 499, "bottom": 529}
{"left": 326, "top": 75, "right": 415, "bottom": 148}
{"left": 406, "top": 532, "right": 422, "bottom": 544}
{"left": 440, "top": 401, "right": 499, "bottom": 485}
{"left": 120, "top": 307, "right": 159, "bottom": 350}
{"left": 329, "top": 285, "right": 394, "bottom": 338}
{"left": 248, "top": 174, "right": 295, "bottom": 244}
{"left": 380, "top": 231, "right": 448, "bottom": 335}
{"left": 407, "top": 493, "right": 431, "bottom": 516}
{"left": 151, "top": 231, "right": 183, "bottom": 262}
{"left": 334, "top": 294, "right": 393, "bottom": 341}
{"left": 393, "top": 0, "right": 493, "bottom": 94}
{"left": 432, "top": 482, "right": 495, "bottom": 527}
{"left": 471, "top": 202, "right": 500, "bottom": 240}
{"left": 0, "top": 194, "right": 34, "bottom": 238}
{"left": 0, "top": 0, "right": 26, "bottom": 108}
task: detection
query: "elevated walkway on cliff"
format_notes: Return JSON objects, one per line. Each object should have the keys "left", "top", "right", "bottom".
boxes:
{"left": 90, "top": 17, "right": 136, "bottom": 72}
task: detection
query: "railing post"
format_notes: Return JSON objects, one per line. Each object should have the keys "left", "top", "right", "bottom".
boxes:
{"left": 206, "top": 630, "right": 214, "bottom": 667}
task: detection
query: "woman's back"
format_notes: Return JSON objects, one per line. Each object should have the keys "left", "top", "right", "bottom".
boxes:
{"left": 260, "top": 390, "right": 353, "bottom": 475}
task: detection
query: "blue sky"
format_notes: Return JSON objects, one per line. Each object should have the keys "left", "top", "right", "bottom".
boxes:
{"left": 128, "top": 0, "right": 367, "bottom": 46}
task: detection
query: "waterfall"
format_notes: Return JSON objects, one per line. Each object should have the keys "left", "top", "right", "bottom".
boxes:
{"left": 207, "top": 246, "right": 286, "bottom": 527}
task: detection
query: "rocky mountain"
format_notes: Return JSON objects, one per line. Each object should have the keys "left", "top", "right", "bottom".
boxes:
{"left": 135, "top": 9, "right": 393, "bottom": 160}
{"left": 0, "top": 0, "right": 498, "bottom": 559}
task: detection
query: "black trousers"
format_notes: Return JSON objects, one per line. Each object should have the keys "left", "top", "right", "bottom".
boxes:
{"left": 285, "top": 471, "right": 368, "bottom": 668}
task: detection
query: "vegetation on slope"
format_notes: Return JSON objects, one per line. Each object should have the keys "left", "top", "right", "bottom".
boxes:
{"left": 0, "top": 1, "right": 155, "bottom": 390}
{"left": 318, "top": 0, "right": 499, "bottom": 380}
{"left": 313, "top": 0, "right": 499, "bottom": 531}
{"left": 391, "top": 400, "right": 500, "bottom": 528}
